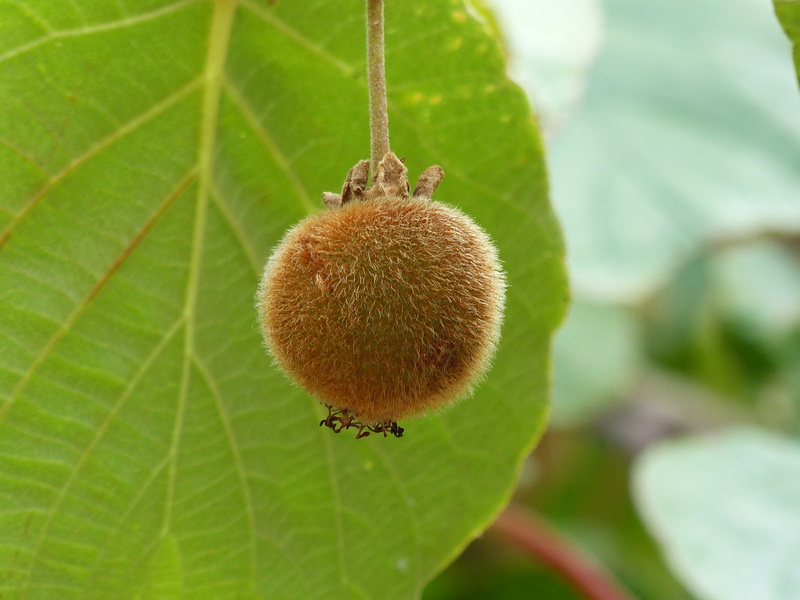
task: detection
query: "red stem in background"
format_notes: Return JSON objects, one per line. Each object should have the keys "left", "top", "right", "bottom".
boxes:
{"left": 490, "top": 504, "right": 637, "bottom": 600}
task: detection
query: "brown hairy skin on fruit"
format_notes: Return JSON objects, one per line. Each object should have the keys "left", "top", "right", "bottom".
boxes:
{"left": 258, "top": 194, "right": 505, "bottom": 423}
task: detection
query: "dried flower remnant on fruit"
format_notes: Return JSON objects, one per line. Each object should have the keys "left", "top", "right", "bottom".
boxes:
{"left": 257, "top": 153, "right": 506, "bottom": 438}
{"left": 320, "top": 404, "right": 405, "bottom": 439}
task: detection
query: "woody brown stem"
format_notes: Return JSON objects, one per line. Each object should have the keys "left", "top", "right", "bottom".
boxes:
{"left": 366, "top": 0, "right": 390, "bottom": 180}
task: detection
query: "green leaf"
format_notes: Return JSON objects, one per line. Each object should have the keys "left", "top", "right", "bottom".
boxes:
{"left": 774, "top": 0, "right": 800, "bottom": 86}
{"left": 0, "top": 1, "right": 567, "bottom": 598}
{"left": 633, "top": 428, "right": 800, "bottom": 600}
{"left": 511, "top": 0, "right": 800, "bottom": 300}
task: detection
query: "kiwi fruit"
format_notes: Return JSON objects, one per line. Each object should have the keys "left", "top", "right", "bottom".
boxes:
{"left": 257, "top": 153, "right": 505, "bottom": 437}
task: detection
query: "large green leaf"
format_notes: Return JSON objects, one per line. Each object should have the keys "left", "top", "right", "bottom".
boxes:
{"left": 633, "top": 428, "right": 800, "bottom": 600}
{"left": 0, "top": 1, "right": 567, "bottom": 598}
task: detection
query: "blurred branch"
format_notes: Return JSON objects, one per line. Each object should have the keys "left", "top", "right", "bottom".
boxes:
{"left": 490, "top": 504, "right": 637, "bottom": 600}
{"left": 637, "top": 228, "right": 800, "bottom": 311}
{"left": 595, "top": 368, "right": 768, "bottom": 454}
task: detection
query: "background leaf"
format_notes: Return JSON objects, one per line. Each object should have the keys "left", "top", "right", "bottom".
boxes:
{"left": 626, "top": 7, "right": 800, "bottom": 599}
{"left": 490, "top": 0, "right": 800, "bottom": 425}
{"left": 547, "top": 0, "right": 800, "bottom": 302}
{"left": 492, "top": 0, "right": 800, "bottom": 303}
{"left": 774, "top": 0, "right": 800, "bottom": 85}
{"left": 487, "top": 0, "right": 605, "bottom": 135}
{"left": 550, "top": 300, "right": 640, "bottom": 426}
{"left": 633, "top": 428, "right": 800, "bottom": 600}
{"left": 0, "top": 1, "right": 567, "bottom": 599}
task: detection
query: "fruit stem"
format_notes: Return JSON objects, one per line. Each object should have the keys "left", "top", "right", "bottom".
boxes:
{"left": 366, "top": 0, "right": 390, "bottom": 181}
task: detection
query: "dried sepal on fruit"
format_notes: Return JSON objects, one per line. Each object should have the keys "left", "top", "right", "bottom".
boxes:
{"left": 257, "top": 153, "right": 505, "bottom": 438}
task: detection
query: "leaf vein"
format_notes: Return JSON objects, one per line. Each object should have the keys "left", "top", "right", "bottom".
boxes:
{"left": 0, "top": 0, "right": 204, "bottom": 64}
{"left": 14, "top": 322, "right": 185, "bottom": 595}
{"left": 238, "top": 0, "right": 357, "bottom": 77}
{"left": 224, "top": 80, "right": 317, "bottom": 214}
{"left": 0, "top": 171, "right": 197, "bottom": 425}
{"left": 191, "top": 353, "right": 259, "bottom": 585}
{"left": 0, "top": 79, "right": 202, "bottom": 250}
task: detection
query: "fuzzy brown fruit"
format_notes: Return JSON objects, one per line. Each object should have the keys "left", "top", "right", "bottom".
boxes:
{"left": 257, "top": 155, "right": 505, "bottom": 427}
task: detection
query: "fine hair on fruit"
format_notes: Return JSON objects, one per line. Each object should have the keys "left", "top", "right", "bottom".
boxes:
{"left": 258, "top": 188, "right": 505, "bottom": 424}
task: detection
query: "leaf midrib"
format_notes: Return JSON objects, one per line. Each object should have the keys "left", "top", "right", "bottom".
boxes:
{"left": 162, "top": 0, "right": 238, "bottom": 542}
